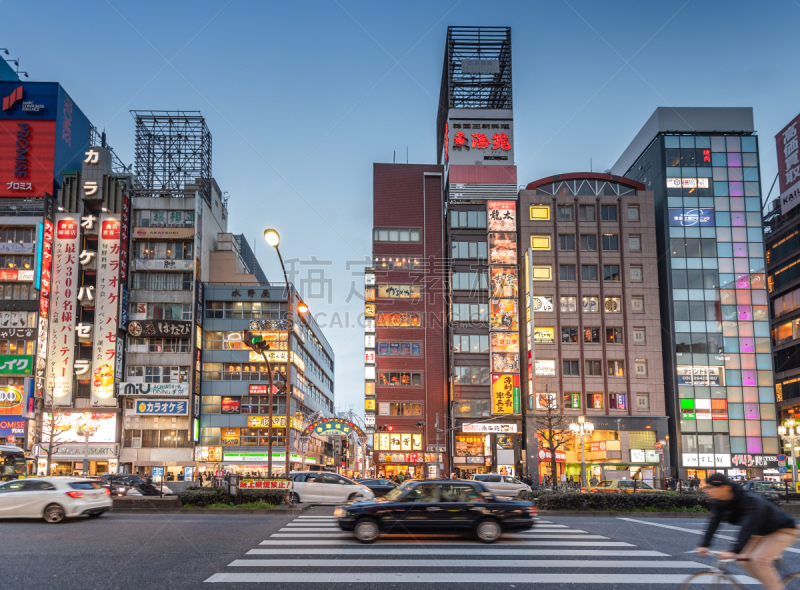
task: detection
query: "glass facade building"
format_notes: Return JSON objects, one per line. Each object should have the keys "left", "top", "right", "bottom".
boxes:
{"left": 613, "top": 108, "right": 777, "bottom": 478}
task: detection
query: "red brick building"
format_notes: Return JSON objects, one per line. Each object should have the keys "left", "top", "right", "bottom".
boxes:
{"left": 366, "top": 164, "right": 448, "bottom": 478}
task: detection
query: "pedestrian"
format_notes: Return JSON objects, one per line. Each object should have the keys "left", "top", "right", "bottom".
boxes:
{"left": 697, "top": 473, "right": 797, "bottom": 590}
{"left": 590, "top": 475, "right": 599, "bottom": 486}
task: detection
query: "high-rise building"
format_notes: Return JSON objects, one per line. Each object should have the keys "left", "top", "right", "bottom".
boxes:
{"left": 367, "top": 164, "right": 447, "bottom": 479}
{"left": 518, "top": 173, "right": 668, "bottom": 485}
{"left": 613, "top": 107, "right": 777, "bottom": 479}
{"left": 764, "top": 112, "right": 800, "bottom": 424}
{"left": 437, "top": 27, "right": 521, "bottom": 476}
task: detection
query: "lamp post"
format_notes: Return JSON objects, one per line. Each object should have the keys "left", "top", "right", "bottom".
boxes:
{"left": 569, "top": 416, "right": 594, "bottom": 487}
{"left": 265, "top": 229, "right": 308, "bottom": 494}
{"left": 779, "top": 420, "right": 800, "bottom": 486}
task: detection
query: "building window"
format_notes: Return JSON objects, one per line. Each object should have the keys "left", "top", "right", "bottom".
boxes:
{"left": 580, "top": 235, "right": 597, "bottom": 251}
{"left": 628, "top": 206, "right": 640, "bottom": 221}
{"left": 579, "top": 205, "right": 595, "bottom": 221}
{"left": 608, "top": 360, "right": 625, "bottom": 377}
{"left": 131, "top": 272, "right": 193, "bottom": 291}
{"left": 557, "top": 205, "right": 574, "bottom": 222}
{"left": 561, "top": 327, "right": 578, "bottom": 343}
{"left": 531, "top": 235, "right": 551, "bottom": 251}
{"left": 452, "top": 272, "right": 488, "bottom": 290}
{"left": 134, "top": 242, "right": 193, "bottom": 260}
{"left": 602, "top": 234, "right": 619, "bottom": 251}
{"left": 560, "top": 296, "right": 577, "bottom": 313}
{"left": 378, "top": 372, "right": 423, "bottom": 386}
{"left": 374, "top": 227, "right": 422, "bottom": 241}
{"left": 584, "top": 327, "right": 600, "bottom": 343}
{"left": 581, "top": 265, "right": 598, "bottom": 281}
{"left": 559, "top": 265, "right": 576, "bottom": 281}
{"left": 379, "top": 342, "right": 423, "bottom": 355}
{"left": 601, "top": 205, "right": 617, "bottom": 221}
{"left": 453, "top": 399, "right": 491, "bottom": 417}
{"left": 530, "top": 206, "right": 550, "bottom": 221}
{"left": 453, "top": 334, "right": 489, "bottom": 353}
{"left": 629, "top": 235, "right": 642, "bottom": 251}
{"left": 587, "top": 393, "right": 604, "bottom": 409}
{"left": 631, "top": 296, "right": 645, "bottom": 313}
{"left": 532, "top": 266, "right": 552, "bottom": 281}
{"left": 636, "top": 394, "right": 650, "bottom": 410}
{"left": 201, "top": 396, "right": 221, "bottom": 414}
{"left": 126, "top": 366, "right": 189, "bottom": 383}
{"left": 603, "top": 265, "right": 620, "bottom": 281}
{"left": 373, "top": 256, "right": 423, "bottom": 270}
{"left": 135, "top": 210, "right": 195, "bottom": 227}
{"left": 387, "top": 402, "right": 423, "bottom": 416}
{"left": 634, "top": 359, "right": 648, "bottom": 377}
{"left": 562, "top": 360, "right": 580, "bottom": 376}
{"left": 0, "top": 340, "right": 33, "bottom": 355}
{"left": 605, "top": 297, "right": 621, "bottom": 313}
{"left": 452, "top": 241, "right": 488, "bottom": 259}
{"left": 564, "top": 392, "right": 581, "bottom": 409}
{"left": 583, "top": 296, "right": 599, "bottom": 313}
{"left": 630, "top": 265, "right": 643, "bottom": 282}
{"left": 633, "top": 328, "right": 646, "bottom": 344}
{"left": 558, "top": 235, "right": 575, "bottom": 251}
{"left": 453, "top": 367, "right": 491, "bottom": 385}
{"left": 140, "top": 338, "right": 191, "bottom": 353}
{"left": 609, "top": 394, "right": 627, "bottom": 410}
{"left": 376, "top": 312, "right": 422, "bottom": 327}
{"left": 0, "top": 284, "right": 38, "bottom": 301}
{"left": 606, "top": 328, "right": 623, "bottom": 344}
{"left": 205, "top": 301, "right": 284, "bottom": 320}
{"left": 452, "top": 304, "right": 489, "bottom": 322}
{"left": 585, "top": 360, "right": 603, "bottom": 376}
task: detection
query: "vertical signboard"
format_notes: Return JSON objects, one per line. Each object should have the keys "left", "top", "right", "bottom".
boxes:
{"left": 35, "top": 194, "right": 56, "bottom": 398}
{"left": 777, "top": 114, "right": 800, "bottom": 215}
{"left": 91, "top": 215, "right": 121, "bottom": 406}
{"left": 46, "top": 214, "right": 80, "bottom": 405}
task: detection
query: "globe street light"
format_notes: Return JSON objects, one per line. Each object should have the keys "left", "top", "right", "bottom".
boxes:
{"left": 569, "top": 416, "right": 594, "bottom": 488}
{"left": 264, "top": 229, "right": 280, "bottom": 247}
{"left": 778, "top": 419, "right": 800, "bottom": 486}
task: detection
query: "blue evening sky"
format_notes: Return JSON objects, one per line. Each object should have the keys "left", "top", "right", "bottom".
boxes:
{"left": 3, "top": 1, "right": 798, "bottom": 416}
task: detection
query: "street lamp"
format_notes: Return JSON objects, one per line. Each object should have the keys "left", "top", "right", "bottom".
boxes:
{"left": 569, "top": 416, "right": 594, "bottom": 488}
{"left": 264, "top": 228, "right": 307, "bottom": 492}
{"left": 778, "top": 419, "right": 800, "bottom": 485}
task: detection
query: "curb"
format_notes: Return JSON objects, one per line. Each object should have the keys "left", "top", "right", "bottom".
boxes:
{"left": 538, "top": 510, "right": 709, "bottom": 518}
{"left": 110, "top": 503, "right": 313, "bottom": 515}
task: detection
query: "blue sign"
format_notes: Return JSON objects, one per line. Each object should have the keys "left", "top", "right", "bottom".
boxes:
{"left": 184, "top": 466, "right": 194, "bottom": 481}
{"left": 134, "top": 400, "right": 188, "bottom": 415}
{"left": 779, "top": 466, "right": 788, "bottom": 474}
{"left": 669, "top": 208, "right": 716, "bottom": 227}
{"left": 778, "top": 454, "right": 788, "bottom": 462}
{"left": 152, "top": 467, "right": 164, "bottom": 477}
{"left": 0, "top": 418, "right": 26, "bottom": 437}
{"left": 119, "top": 286, "right": 129, "bottom": 330}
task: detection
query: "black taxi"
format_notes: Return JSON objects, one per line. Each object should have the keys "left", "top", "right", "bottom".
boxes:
{"left": 335, "top": 479, "right": 536, "bottom": 543}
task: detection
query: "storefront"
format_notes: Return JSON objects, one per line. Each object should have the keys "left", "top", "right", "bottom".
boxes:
{"left": 375, "top": 452, "right": 436, "bottom": 479}
{"left": 35, "top": 443, "right": 119, "bottom": 476}
{"left": 454, "top": 423, "right": 521, "bottom": 476}
{"left": 209, "top": 450, "right": 321, "bottom": 477}
{"left": 537, "top": 448, "right": 566, "bottom": 483}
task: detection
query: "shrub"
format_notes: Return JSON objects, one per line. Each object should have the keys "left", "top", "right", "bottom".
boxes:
{"left": 178, "top": 486, "right": 287, "bottom": 507}
{"left": 518, "top": 490, "right": 708, "bottom": 512}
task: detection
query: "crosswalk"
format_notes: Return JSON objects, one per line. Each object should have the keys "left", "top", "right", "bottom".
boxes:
{"left": 205, "top": 513, "right": 759, "bottom": 585}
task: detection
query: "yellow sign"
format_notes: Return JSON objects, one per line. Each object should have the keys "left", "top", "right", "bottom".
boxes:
{"left": 365, "top": 399, "right": 375, "bottom": 411}
{"left": 365, "top": 303, "right": 376, "bottom": 317}
{"left": 247, "top": 416, "right": 303, "bottom": 430}
{"left": 491, "top": 374, "right": 519, "bottom": 415}
{"left": 377, "top": 285, "right": 420, "bottom": 298}
{"left": 365, "top": 382, "right": 375, "bottom": 397}
{"left": 533, "top": 327, "right": 555, "bottom": 343}
{"left": 221, "top": 428, "right": 239, "bottom": 446}
{"left": 248, "top": 350, "right": 305, "bottom": 371}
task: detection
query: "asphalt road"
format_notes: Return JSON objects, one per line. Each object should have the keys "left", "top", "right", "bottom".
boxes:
{"left": 4, "top": 507, "right": 800, "bottom": 589}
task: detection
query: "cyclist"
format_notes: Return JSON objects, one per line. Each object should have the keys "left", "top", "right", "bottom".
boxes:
{"left": 696, "top": 473, "right": 798, "bottom": 590}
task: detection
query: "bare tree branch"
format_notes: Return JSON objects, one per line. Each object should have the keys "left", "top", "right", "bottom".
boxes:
{"left": 530, "top": 393, "right": 574, "bottom": 489}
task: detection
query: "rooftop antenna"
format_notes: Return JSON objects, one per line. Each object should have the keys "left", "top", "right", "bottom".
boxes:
{"left": 406, "top": 147, "right": 408, "bottom": 164}
{"left": 590, "top": 158, "right": 593, "bottom": 173}
{"left": 393, "top": 150, "right": 395, "bottom": 164}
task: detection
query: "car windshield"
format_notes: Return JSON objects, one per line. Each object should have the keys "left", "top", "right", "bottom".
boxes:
{"left": 596, "top": 481, "right": 612, "bottom": 487}
{"left": 69, "top": 481, "right": 102, "bottom": 490}
{"left": 384, "top": 487, "right": 404, "bottom": 501}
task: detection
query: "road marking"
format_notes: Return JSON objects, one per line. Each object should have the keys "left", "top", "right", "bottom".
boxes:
{"left": 229, "top": 558, "right": 708, "bottom": 568}
{"left": 505, "top": 534, "right": 609, "bottom": 539}
{"left": 296, "top": 516, "right": 337, "bottom": 519}
{"left": 246, "top": 548, "right": 670, "bottom": 556}
{"left": 278, "top": 527, "right": 343, "bottom": 532}
{"left": 617, "top": 518, "right": 800, "bottom": 554}
{"left": 204, "top": 573, "right": 759, "bottom": 583}
{"left": 261, "top": 538, "right": 634, "bottom": 546}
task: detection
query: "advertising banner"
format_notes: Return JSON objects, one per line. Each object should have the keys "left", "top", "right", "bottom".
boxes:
{"left": 777, "top": 114, "right": 800, "bottom": 195}
{"left": 221, "top": 428, "right": 240, "bottom": 446}
{"left": 0, "top": 418, "right": 26, "bottom": 436}
{"left": 533, "top": 327, "right": 555, "bottom": 343}
{"left": 91, "top": 215, "right": 121, "bottom": 406}
{"left": 134, "top": 259, "right": 194, "bottom": 271}
{"left": 668, "top": 208, "right": 716, "bottom": 227}
{"left": 0, "top": 270, "right": 34, "bottom": 281}
{"left": 488, "top": 201, "right": 516, "bottom": 231}
{"left": 35, "top": 196, "right": 55, "bottom": 398}
{"left": 491, "top": 332, "right": 519, "bottom": 353}
{"left": 117, "top": 382, "right": 190, "bottom": 396}
{"left": 492, "top": 352, "right": 520, "bottom": 373}
{"left": 0, "top": 120, "right": 57, "bottom": 198}
{"left": 133, "top": 399, "right": 189, "bottom": 416}
{"left": 462, "top": 423, "right": 518, "bottom": 433}
{"left": 247, "top": 416, "right": 304, "bottom": 430}
{"left": 240, "top": 478, "right": 292, "bottom": 490}
{"left": 490, "top": 266, "right": 518, "bottom": 298}
{"left": 132, "top": 227, "right": 194, "bottom": 239}
{"left": 46, "top": 214, "right": 80, "bottom": 404}
{"left": 41, "top": 412, "right": 116, "bottom": 442}
{"left": 0, "top": 355, "right": 34, "bottom": 375}
{"left": 489, "top": 232, "right": 517, "bottom": 264}
{"left": 221, "top": 397, "right": 240, "bottom": 414}
{"left": 530, "top": 295, "right": 553, "bottom": 312}
{"left": 376, "top": 285, "right": 420, "bottom": 298}
{"left": 0, "top": 384, "right": 25, "bottom": 415}
{"left": 127, "top": 320, "right": 192, "bottom": 338}
{"left": 491, "top": 374, "right": 520, "bottom": 415}
{"left": 490, "top": 299, "right": 518, "bottom": 331}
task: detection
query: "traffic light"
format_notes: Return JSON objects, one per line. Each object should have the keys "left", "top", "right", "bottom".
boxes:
{"left": 243, "top": 331, "right": 270, "bottom": 354}
{"left": 377, "top": 425, "right": 394, "bottom": 432}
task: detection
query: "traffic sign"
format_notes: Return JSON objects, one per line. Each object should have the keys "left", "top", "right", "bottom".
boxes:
{"left": 778, "top": 454, "right": 788, "bottom": 462}
{"left": 779, "top": 466, "right": 788, "bottom": 474}
{"left": 655, "top": 442, "right": 663, "bottom": 450}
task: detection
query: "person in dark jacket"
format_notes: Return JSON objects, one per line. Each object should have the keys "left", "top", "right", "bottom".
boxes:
{"left": 697, "top": 473, "right": 797, "bottom": 590}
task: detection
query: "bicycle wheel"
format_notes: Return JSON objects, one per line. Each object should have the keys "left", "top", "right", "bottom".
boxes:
{"left": 783, "top": 572, "right": 800, "bottom": 590}
{"left": 679, "top": 571, "right": 744, "bottom": 590}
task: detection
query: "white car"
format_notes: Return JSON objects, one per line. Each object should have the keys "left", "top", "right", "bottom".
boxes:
{"left": 0, "top": 477, "right": 112, "bottom": 523}
{"left": 289, "top": 472, "right": 375, "bottom": 504}
{"left": 471, "top": 474, "right": 532, "bottom": 497}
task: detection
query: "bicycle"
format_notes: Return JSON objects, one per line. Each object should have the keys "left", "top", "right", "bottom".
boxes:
{"left": 680, "top": 550, "right": 800, "bottom": 590}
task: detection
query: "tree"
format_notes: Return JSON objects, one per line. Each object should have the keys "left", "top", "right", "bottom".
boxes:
{"left": 40, "top": 392, "right": 69, "bottom": 476}
{"left": 531, "top": 392, "right": 574, "bottom": 489}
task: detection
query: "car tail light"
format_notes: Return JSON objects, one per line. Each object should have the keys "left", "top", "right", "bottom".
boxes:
{"left": 104, "top": 489, "right": 111, "bottom": 495}
{"left": 66, "top": 491, "right": 84, "bottom": 498}
{"left": 528, "top": 506, "right": 538, "bottom": 516}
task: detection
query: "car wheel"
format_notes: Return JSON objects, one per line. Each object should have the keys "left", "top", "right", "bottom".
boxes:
{"left": 354, "top": 518, "right": 380, "bottom": 544}
{"left": 44, "top": 504, "right": 66, "bottom": 524}
{"left": 291, "top": 492, "right": 300, "bottom": 504}
{"left": 475, "top": 519, "right": 502, "bottom": 543}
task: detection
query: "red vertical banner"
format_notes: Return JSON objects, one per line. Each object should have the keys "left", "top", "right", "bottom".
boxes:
{"left": 91, "top": 216, "right": 121, "bottom": 406}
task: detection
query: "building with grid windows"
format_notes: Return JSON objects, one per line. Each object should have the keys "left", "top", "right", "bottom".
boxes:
{"left": 613, "top": 107, "right": 777, "bottom": 480}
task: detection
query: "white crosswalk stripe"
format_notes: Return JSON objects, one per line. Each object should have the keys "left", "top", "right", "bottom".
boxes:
{"left": 203, "top": 512, "right": 750, "bottom": 585}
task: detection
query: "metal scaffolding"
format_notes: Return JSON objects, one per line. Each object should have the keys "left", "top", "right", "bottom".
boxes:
{"left": 131, "top": 110, "right": 212, "bottom": 202}
{"left": 436, "top": 26, "right": 513, "bottom": 159}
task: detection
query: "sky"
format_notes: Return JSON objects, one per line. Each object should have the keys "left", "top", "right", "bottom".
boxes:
{"left": 3, "top": 0, "right": 799, "bottom": 417}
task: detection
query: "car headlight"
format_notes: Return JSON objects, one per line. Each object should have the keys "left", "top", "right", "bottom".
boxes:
{"left": 334, "top": 507, "right": 344, "bottom": 517}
